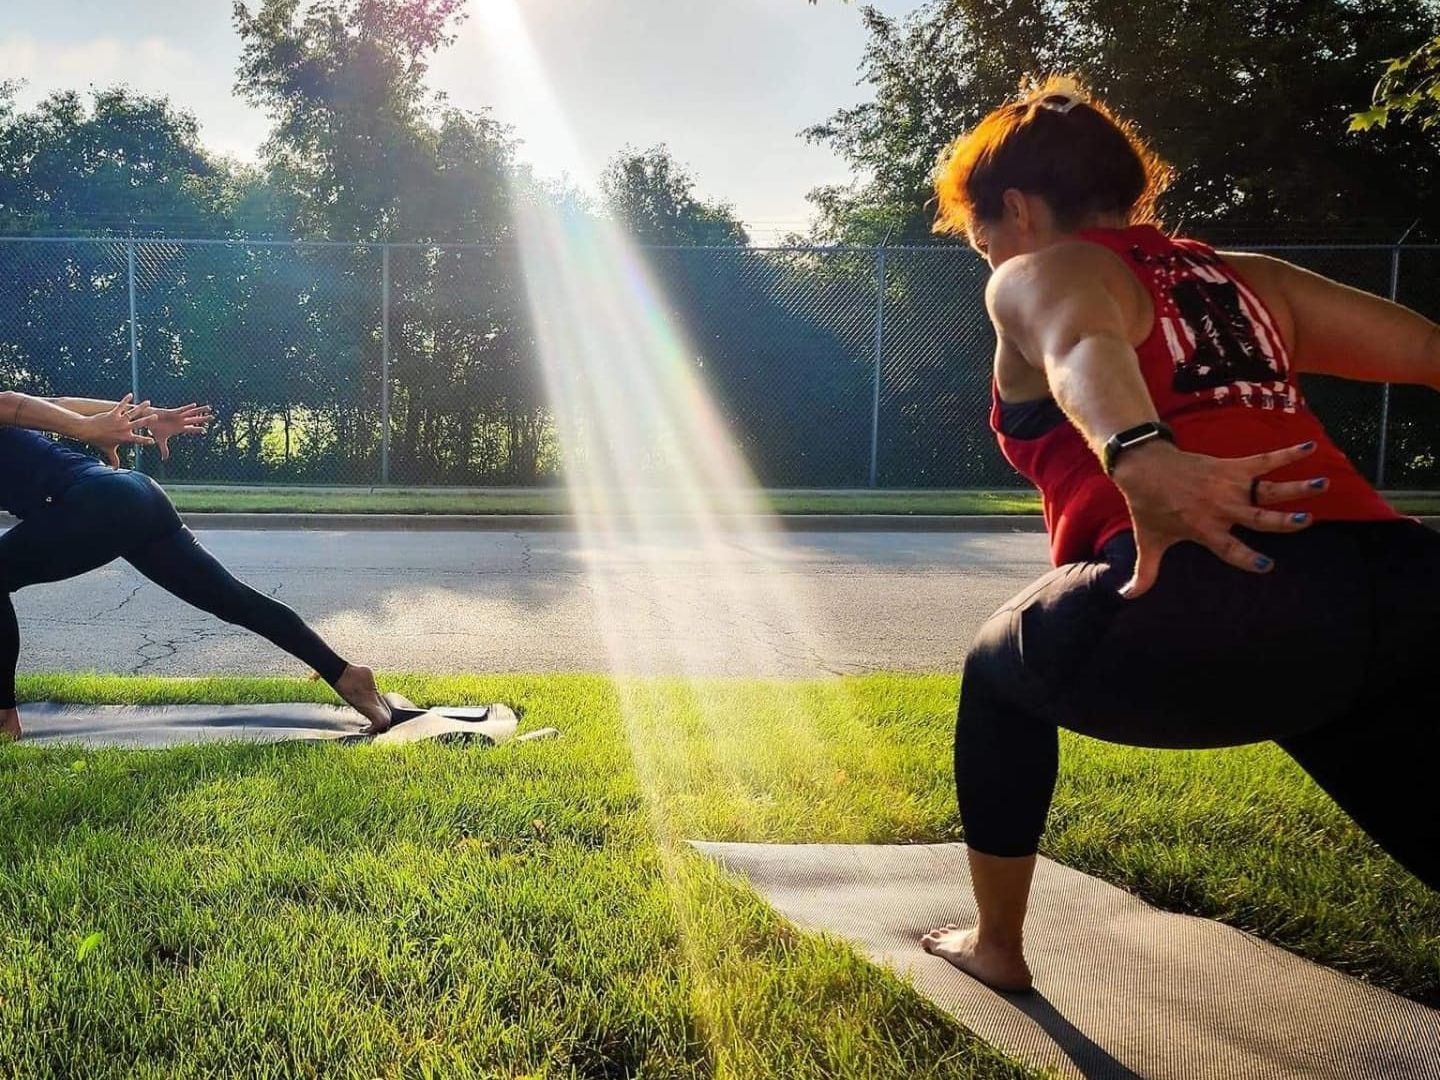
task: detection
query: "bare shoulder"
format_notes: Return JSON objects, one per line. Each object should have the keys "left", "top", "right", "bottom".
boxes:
{"left": 986, "top": 241, "right": 1149, "bottom": 347}
{"left": 1215, "top": 250, "right": 1297, "bottom": 349}
{"left": 987, "top": 242, "right": 1132, "bottom": 313}
{"left": 1214, "top": 249, "right": 1292, "bottom": 293}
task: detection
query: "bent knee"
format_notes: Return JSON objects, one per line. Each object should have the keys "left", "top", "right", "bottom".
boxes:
{"left": 961, "top": 607, "right": 1022, "bottom": 704}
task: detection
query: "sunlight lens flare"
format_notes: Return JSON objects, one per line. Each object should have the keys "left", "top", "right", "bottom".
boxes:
{"left": 479, "top": 5, "right": 897, "bottom": 1057}
{"left": 482, "top": 0, "right": 829, "bottom": 675}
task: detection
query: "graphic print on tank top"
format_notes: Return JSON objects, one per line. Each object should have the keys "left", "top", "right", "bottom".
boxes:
{"left": 1128, "top": 242, "right": 1299, "bottom": 414}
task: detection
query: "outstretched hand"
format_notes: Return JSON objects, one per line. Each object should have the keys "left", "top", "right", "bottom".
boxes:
{"left": 147, "top": 402, "right": 214, "bottom": 460}
{"left": 78, "top": 394, "right": 157, "bottom": 468}
{"left": 1114, "top": 439, "right": 1329, "bottom": 599}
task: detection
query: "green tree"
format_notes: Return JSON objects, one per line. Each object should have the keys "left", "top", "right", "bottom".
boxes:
{"left": 233, "top": 0, "right": 468, "bottom": 242}
{"left": 1352, "top": 33, "right": 1440, "bottom": 131}
{"left": 601, "top": 145, "right": 749, "bottom": 246}
{"left": 0, "top": 85, "right": 230, "bottom": 237}
{"left": 233, "top": 0, "right": 559, "bottom": 483}
{"left": 807, "top": 0, "right": 1440, "bottom": 244}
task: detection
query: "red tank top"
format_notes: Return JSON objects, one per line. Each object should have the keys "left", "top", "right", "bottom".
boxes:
{"left": 993, "top": 225, "right": 1399, "bottom": 566}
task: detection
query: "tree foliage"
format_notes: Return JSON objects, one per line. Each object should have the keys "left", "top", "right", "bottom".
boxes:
{"left": 807, "top": 0, "right": 1440, "bottom": 244}
{"left": 0, "top": 85, "right": 231, "bottom": 238}
{"left": 233, "top": 0, "right": 469, "bottom": 241}
{"left": 1352, "top": 33, "right": 1440, "bottom": 131}
{"left": 5, "top": 0, "right": 1440, "bottom": 489}
{"left": 601, "top": 145, "right": 749, "bottom": 246}
{"left": 0, "top": 1, "right": 549, "bottom": 485}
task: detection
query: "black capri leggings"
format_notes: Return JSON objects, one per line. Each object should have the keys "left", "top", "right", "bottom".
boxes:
{"left": 957, "top": 518, "right": 1440, "bottom": 889}
{"left": 0, "top": 469, "right": 348, "bottom": 708}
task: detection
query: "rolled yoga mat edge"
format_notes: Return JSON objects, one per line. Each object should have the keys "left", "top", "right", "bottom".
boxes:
{"left": 17, "top": 700, "right": 527, "bottom": 749}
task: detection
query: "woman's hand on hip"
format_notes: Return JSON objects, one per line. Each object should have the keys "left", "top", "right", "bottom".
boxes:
{"left": 1113, "top": 439, "right": 1329, "bottom": 599}
{"left": 77, "top": 394, "right": 157, "bottom": 467}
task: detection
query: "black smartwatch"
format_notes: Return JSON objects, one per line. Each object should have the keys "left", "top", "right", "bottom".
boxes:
{"left": 1102, "top": 420, "right": 1175, "bottom": 476}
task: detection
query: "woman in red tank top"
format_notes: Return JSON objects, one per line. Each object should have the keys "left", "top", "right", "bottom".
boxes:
{"left": 921, "top": 76, "right": 1440, "bottom": 993}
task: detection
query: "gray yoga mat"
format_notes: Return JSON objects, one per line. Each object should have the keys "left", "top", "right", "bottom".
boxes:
{"left": 692, "top": 841, "right": 1440, "bottom": 1080}
{"left": 18, "top": 692, "right": 557, "bottom": 749}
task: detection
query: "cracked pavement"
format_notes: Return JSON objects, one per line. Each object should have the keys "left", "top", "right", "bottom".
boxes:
{"left": 14, "top": 527, "right": 1052, "bottom": 678}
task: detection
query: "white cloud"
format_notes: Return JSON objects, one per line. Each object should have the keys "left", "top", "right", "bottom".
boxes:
{"left": 0, "top": 33, "right": 267, "bottom": 162}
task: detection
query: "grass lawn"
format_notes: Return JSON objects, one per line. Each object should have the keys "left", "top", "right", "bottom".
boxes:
{"left": 3, "top": 674, "right": 1437, "bottom": 1078}
{"left": 163, "top": 487, "right": 1047, "bottom": 516}
{"left": 161, "top": 486, "right": 1440, "bottom": 517}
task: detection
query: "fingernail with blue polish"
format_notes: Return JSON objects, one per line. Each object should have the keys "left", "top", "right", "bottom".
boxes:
{"left": 1292, "top": 512, "right": 1309, "bottom": 524}
{"left": 1309, "top": 478, "right": 1327, "bottom": 490}
{"left": 1300, "top": 441, "right": 1316, "bottom": 451}
{"left": 1255, "top": 556, "right": 1273, "bottom": 571}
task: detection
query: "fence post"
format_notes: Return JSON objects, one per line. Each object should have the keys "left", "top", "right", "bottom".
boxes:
{"left": 380, "top": 244, "right": 391, "bottom": 486}
{"left": 1374, "top": 243, "right": 1401, "bottom": 488}
{"left": 868, "top": 244, "right": 889, "bottom": 489}
{"left": 127, "top": 239, "right": 141, "bottom": 472}
{"left": 1376, "top": 222, "right": 1419, "bottom": 487}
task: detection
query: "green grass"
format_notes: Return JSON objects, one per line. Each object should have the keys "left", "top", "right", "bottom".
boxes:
{"left": 167, "top": 487, "right": 572, "bottom": 515}
{"left": 3, "top": 673, "right": 1438, "bottom": 1077}
{"left": 161, "top": 486, "right": 1440, "bottom": 517}
{"left": 1389, "top": 494, "right": 1440, "bottom": 513}
{"left": 162, "top": 487, "right": 1044, "bottom": 516}
{"left": 0, "top": 673, "right": 1041, "bottom": 1080}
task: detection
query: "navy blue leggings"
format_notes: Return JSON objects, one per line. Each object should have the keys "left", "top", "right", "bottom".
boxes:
{"left": 956, "top": 519, "right": 1440, "bottom": 889}
{"left": 0, "top": 470, "right": 348, "bottom": 707}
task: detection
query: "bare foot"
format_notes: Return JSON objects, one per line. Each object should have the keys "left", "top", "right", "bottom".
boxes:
{"left": 333, "top": 664, "right": 391, "bottom": 734}
{"left": 921, "top": 925, "right": 1033, "bottom": 992}
{"left": 0, "top": 707, "right": 20, "bottom": 742}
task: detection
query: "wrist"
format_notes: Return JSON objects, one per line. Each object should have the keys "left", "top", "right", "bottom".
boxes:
{"left": 1110, "top": 437, "right": 1179, "bottom": 488}
{"left": 1101, "top": 420, "right": 1175, "bottom": 477}
{"left": 58, "top": 410, "right": 90, "bottom": 441}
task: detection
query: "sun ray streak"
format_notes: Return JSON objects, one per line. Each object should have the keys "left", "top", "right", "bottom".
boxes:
{"left": 482, "top": 1, "right": 887, "bottom": 1058}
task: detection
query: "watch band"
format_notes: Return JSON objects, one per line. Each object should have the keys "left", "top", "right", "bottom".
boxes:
{"left": 1102, "top": 421, "right": 1175, "bottom": 476}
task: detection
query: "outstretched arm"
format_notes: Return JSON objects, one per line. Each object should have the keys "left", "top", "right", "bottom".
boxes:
{"left": 0, "top": 391, "right": 157, "bottom": 465}
{"left": 1223, "top": 252, "right": 1440, "bottom": 389}
{"left": 40, "top": 396, "right": 212, "bottom": 460}
{"left": 42, "top": 396, "right": 135, "bottom": 417}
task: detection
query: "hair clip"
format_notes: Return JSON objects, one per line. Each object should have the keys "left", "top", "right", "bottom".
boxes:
{"left": 1035, "top": 93, "right": 1082, "bottom": 115}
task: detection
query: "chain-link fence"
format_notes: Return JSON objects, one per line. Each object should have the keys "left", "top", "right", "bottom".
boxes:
{"left": 0, "top": 235, "right": 1436, "bottom": 488}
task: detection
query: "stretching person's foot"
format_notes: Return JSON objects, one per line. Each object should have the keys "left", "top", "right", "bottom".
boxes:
{"left": 921, "top": 925, "right": 1033, "bottom": 992}
{"left": 0, "top": 707, "right": 20, "bottom": 742}
{"left": 334, "top": 664, "right": 391, "bottom": 734}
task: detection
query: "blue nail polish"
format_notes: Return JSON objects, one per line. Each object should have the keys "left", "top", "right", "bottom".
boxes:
{"left": 1309, "top": 478, "right": 1327, "bottom": 490}
{"left": 1255, "top": 556, "right": 1273, "bottom": 571}
{"left": 1292, "top": 512, "right": 1309, "bottom": 524}
{"left": 1300, "top": 441, "right": 1316, "bottom": 451}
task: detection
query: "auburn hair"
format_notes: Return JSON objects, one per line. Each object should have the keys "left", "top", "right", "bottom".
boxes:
{"left": 932, "top": 75, "right": 1171, "bottom": 242}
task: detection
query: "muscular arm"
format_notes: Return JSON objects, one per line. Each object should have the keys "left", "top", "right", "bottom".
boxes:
{"left": 987, "top": 242, "right": 1157, "bottom": 459}
{"left": 987, "top": 242, "right": 1323, "bottom": 596}
{"left": 1224, "top": 252, "right": 1440, "bottom": 390}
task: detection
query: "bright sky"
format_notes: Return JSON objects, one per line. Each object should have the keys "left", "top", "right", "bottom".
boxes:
{"left": 1, "top": 0, "right": 922, "bottom": 243}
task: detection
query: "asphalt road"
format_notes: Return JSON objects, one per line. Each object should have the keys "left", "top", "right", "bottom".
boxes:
{"left": 16, "top": 527, "right": 1053, "bottom": 679}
